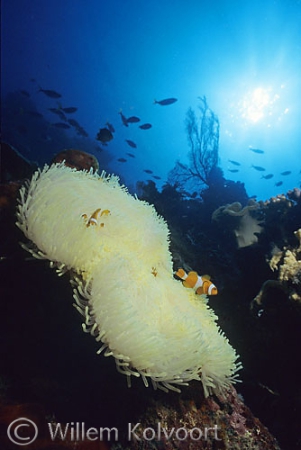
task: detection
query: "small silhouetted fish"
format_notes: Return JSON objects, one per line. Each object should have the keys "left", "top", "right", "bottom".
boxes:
{"left": 20, "top": 90, "right": 30, "bottom": 97}
{"left": 153, "top": 175, "right": 161, "bottom": 180}
{"left": 119, "top": 110, "right": 129, "bottom": 127}
{"left": 38, "top": 87, "right": 62, "bottom": 98}
{"left": 26, "top": 110, "right": 43, "bottom": 118}
{"left": 262, "top": 174, "right": 274, "bottom": 179}
{"left": 96, "top": 127, "right": 113, "bottom": 144}
{"left": 62, "top": 107, "right": 78, "bottom": 113}
{"left": 139, "top": 123, "right": 152, "bottom": 130}
{"left": 252, "top": 165, "right": 265, "bottom": 171}
{"left": 144, "top": 169, "right": 153, "bottom": 174}
{"left": 249, "top": 147, "right": 264, "bottom": 154}
{"left": 126, "top": 153, "right": 135, "bottom": 158}
{"left": 53, "top": 122, "right": 71, "bottom": 129}
{"left": 154, "top": 98, "right": 178, "bottom": 106}
{"left": 228, "top": 160, "right": 241, "bottom": 166}
{"left": 49, "top": 107, "right": 61, "bottom": 114}
{"left": 76, "top": 127, "right": 88, "bottom": 137}
{"left": 106, "top": 122, "right": 115, "bottom": 133}
{"left": 126, "top": 116, "right": 140, "bottom": 123}
{"left": 49, "top": 108, "right": 67, "bottom": 121}
{"left": 280, "top": 171, "right": 291, "bottom": 176}
{"left": 275, "top": 181, "right": 283, "bottom": 186}
{"left": 68, "top": 118, "right": 81, "bottom": 128}
{"left": 228, "top": 169, "right": 239, "bottom": 173}
{"left": 125, "top": 139, "right": 137, "bottom": 148}
{"left": 117, "top": 158, "right": 127, "bottom": 163}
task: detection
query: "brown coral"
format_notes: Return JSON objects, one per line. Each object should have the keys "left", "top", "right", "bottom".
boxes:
{"left": 51, "top": 148, "right": 99, "bottom": 172}
{"left": 116, "top": 386, "right": 280, "bottom": 450}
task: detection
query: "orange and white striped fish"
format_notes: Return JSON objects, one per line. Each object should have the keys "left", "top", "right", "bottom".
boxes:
{"left": 175, "top": 268, "right": 218, "bottom": 295}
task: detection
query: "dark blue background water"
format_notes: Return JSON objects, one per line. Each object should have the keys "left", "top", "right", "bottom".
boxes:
{"left": 2, "top": 0, "right": 301, "bottom": 199}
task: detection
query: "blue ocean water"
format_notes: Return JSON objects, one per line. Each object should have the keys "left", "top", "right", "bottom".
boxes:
{"left": 1, "top": 0, "right": 300, "bottom": 200}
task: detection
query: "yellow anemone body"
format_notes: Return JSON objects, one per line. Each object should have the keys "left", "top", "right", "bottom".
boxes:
{"left": 16, "top": 164, "right": 241, "bottom": 396}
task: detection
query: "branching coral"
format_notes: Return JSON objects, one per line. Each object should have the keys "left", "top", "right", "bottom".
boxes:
{"left": 253, "top": 229, "right": 301, "bottom": 309}
{"left": 269, "top": 229, "right": 301, "bottom": 301}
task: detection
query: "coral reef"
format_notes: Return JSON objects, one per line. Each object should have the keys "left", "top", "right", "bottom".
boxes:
{"left": 113, "top": 386, "right": 280, "bottom": 450}
{"left": 270, "top": 229, "right": 301, "bottom": 285}
{"left": 137, "top": 180, "right": 301, "bottom": 450}
{"left": 253, "top": 229, "right": 301, "bottom": 305}
{"left": 2, "top": 140, "right": 301, "bottom": 450}
{"left": 212, "top": 199, "right": 263, "bottom": 248}
{"left": 51, "top": 148, "right": 99, "bottom": 172}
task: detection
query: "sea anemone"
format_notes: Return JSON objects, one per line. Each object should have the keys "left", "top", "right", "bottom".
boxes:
{"left": 16, "top": 163, "right": 241, "bottom": 396}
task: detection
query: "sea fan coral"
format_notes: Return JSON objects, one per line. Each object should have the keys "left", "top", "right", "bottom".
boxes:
{"left": 16, "top": 164, "right": 241, "bottom": 396}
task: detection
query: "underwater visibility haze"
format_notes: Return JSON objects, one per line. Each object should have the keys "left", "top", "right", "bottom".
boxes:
{"left": 1, "top": 0, "right": 301, "bottom": 200}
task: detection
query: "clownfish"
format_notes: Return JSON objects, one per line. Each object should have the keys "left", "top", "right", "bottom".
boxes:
{"left": 175, "top": 268, "right": 218, "bottom": 296}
